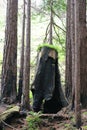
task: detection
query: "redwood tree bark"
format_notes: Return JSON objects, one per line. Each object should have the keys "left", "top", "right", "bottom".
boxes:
{"left": 66, "top": 0, "right": 87, "bottom": 109}
{"left": 70, "top": 0, "right": 75, "bottom": 108}
{"left": 17, "top": 0, "right": 25, "bottom": 103}
{"left": 65, "top": 0, "right": 72, "bottom": 100}
{"left": 74, "top": 0, "right": 81, "bottom": 128}
{"left": 79, "top": 0, "right": 87, "bottom": 107}
{"left": 22, "top": 0, "right": 31, "bottom": 110}
{"left": 1, "top": 0, "right": 18, "bottom": 103}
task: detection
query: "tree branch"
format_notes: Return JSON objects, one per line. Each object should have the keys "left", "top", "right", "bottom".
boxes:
{"left": 43, "top": 23, "right": 50, "bottom": 43}
{"left": 53, "top": 24, "right": 65, "bottom": 51}
{"left": 52, "top": 10, "right": 66, "bottom": 29}
{"left": 1, "top": 120, "right": 18, "bottom": 130}
{"left": 53, "top": 22, "right": 66, "bottom": 33}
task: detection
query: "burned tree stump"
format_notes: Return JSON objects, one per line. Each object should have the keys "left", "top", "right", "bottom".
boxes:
{"left": 31, "top": 45, "right": 68, "bottom": 113}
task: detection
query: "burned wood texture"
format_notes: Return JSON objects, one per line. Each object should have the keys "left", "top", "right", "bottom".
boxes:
{"left": 31, "top": 46, "right": 68, "bottom": 113}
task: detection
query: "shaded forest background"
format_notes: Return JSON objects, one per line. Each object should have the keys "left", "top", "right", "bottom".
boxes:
{"left": 0, "top": 0, "right": 66, "bottom": 95}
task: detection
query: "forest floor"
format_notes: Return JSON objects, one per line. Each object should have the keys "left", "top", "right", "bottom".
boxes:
{"left": 0, "top": 104, "right": 87, "bottom": 130}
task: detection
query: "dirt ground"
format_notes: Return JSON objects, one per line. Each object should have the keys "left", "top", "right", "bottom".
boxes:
{"left": 0, "top": 105, "right": 87, "bottom": 130}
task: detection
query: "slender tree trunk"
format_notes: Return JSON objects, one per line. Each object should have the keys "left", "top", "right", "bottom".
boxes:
{"left": 70, "top": 0, "right": 75, "bottom": 109}
{"left": 17, "top": 0, "right": 26, "bottom": 103}
{"left": 65, "top": 0, "right": 72, "bottom": 101}
{"left": 49, "top": 0, "right": 53, "bottom": 44}
{"left": 22, "top": 0, "right": 31, "bottom": 110}
{"left": 74, "top": 0, "right": 82, "bottom": 128}
{"left": 1, "top": 0, "right": 18, "bottom": 103}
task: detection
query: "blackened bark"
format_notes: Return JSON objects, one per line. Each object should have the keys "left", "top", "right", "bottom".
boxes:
{"left": 1, "top": 0, "right": 18, "bottom": 103}
{"left": 32, "top": 47, "right": 68, "bottom": 113}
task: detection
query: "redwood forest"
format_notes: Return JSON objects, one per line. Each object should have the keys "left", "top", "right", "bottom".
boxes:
{"left": 0, "top": 0, "right": 87, "bottom": 130}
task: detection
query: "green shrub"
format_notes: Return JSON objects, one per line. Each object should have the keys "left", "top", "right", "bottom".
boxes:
{"left": 26, "top": 112, "right": 42, "bottom": 130}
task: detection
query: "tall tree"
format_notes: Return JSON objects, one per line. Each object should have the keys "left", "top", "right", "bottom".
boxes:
{"left": 66, "top": 0, "right": 87, "bottom": 109}
{"left": 1, "top": 0, "right": 18, "bottom": 103}
{"left": 74, "top": 0, "right": 81, "bottom": 128}
{"left": 17, "top": 0, "right": 26, "bottom": 103}
{"left": 49, "top": 0, "right": 53, "bottom": 44}
{"left": 79, "top": 0, "right": 87, "bottom": 107}
{"left": 22, "top": 0, "right": 31, "bottom": 110}
{"left": 65, "top": 0, "right": 72, "bottom": 101}
{"left": 70, "top": 0, "right": 75, "bottom": 108}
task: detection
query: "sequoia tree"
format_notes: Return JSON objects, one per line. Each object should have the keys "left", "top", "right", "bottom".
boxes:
{"left": 65, "top": 0, "right": 72, "bottom": 100}
{"left": 1, "top": 0, "right": 18, "bottom": 103}
{"left": 17, "top": 0, "right": 26, "bottom": 103}
{"left": 78, "top": 0, "right": 87, "bottom": 108}
{"left": 22, "top": 0, "right": 31, "bottom": 110}
{"left": 71, "top": 0, "right": 87, "bottom": 108}
{"left": 74, "top": 0, "right": 81, "bottom": 128}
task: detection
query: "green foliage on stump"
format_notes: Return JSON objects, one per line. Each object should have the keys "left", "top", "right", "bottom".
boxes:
{"left": 37, "top": 43, "right": 59, "bottom": 53}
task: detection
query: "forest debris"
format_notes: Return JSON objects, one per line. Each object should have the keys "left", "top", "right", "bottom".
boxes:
{"left": 0, "top": 106, "right": 20, "bottom": 123}
{"left": 39, "top": 113, "right": 69, "bottom": 120}
{"left": 1, "top": 120, "right": 18, "bottom": 130}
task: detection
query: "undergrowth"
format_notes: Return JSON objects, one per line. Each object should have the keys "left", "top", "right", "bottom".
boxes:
{"left": 24, "top": 111, "right": 42, "bottom": 130}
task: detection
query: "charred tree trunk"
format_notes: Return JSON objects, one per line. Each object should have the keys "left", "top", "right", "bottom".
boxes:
{"left": 17, "top": 0, "right": 26, "bottom": 103}
{"left": 1, "top": 0, "right": 18, "bottom": 103}
{"left": 31, "top": 46, "right": 68, "bottom": 113}
{"left": 22, "top": 0, "right": 31, "bottom": 110}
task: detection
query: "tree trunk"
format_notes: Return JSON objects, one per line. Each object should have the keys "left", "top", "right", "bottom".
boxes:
{"left": 22, "top": 0, "right": 31, "bottom": 110}
{"left": 65, "top": 0, "right": 72, "bottom": 101}
{"left": 17, "top": 0, "right": 26, "bottom": 103}
{"left": 49, "top": 0, "right": 53, "bottom": 45}
{"left": 75, "top": 0, "right": 81, "bottom": 128}
{"left": 66, "top": 0, "right": 87, "bottom": 109}
{"left": 1, "top": 0, "right": 18, "bottom": 103}
{"left": 31, "top": 46, "right": 68, "bottom": 113}
{"left": 70, "top": 0, "right": 75, "bottom": 109}
{"left": 79, "top": 0, "right": 87, "bottom": 107}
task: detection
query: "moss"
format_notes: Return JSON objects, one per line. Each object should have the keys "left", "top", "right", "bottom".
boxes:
{"left": 83, "top": 111, "right": 87, "bottom": 115}
{"left": 37, "top": 43, "right": 59, "bottom": 53}
{"left": 0, "top": 106, "right": 20, "bottom": 123}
